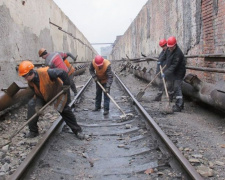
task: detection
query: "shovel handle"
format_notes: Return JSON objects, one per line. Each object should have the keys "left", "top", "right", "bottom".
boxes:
{"left": 143, "top": 65, "right": 166, "bottom": 91}
{"left": 10, "top": 88, "right": 69, "bottom": 139}
{"left": 96, "top": 81, "right": 126, "bottom": 115}
{"left": 159, "top": 65, "right": 169, "bottom": 99}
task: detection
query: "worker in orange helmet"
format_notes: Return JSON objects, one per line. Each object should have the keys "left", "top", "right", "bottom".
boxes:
{"left": 89, "top": 55, "right": 113, "bottom": 115}
{"left": 38, "top": 48, "right": 78, "bottom": 97}
{"left": 154, "top": 39, "right": 174, "bottom": 102}
{"left": 161, "top": 36, "right": 186, "bottom": 112}
{"left": 18, "top": 60, "right": 85, "bottom": 139}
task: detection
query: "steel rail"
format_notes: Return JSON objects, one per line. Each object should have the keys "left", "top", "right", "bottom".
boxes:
{"left": 114, "top": 73, "right": 203, "bottom": 180}
{"left": 9, "top": 77, "right": 92, "bottom": 180}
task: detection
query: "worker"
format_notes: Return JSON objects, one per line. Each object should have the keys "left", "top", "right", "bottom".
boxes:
{"left": 18, "top": 60, "right": 85, "bottom": 139}
{"left": 154, "top": 39, "right": 174, "bottom": 102}
{"left": 89, "top": 55, "right": 113, "bottom": 115}
{"left": 38, "top": 48, "right": 78, "bottom": 97}
{"left": 162, "top": 36, "right": 186, "bottom": 112}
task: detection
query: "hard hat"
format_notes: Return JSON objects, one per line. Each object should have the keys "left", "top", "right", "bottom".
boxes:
{"left": 38, "top": 48, "right": 47, "bottom": 57}
{"left": 167, "top": 36, "right": 177, "bottom": 47}
{"left": 94, "top": 55, "right": 104, "bottom": 66}
{"left": 18, "top": 60, "right": 34, "bottom": 76}
{"left": 159, "top": 39, "right": 167, "bottom": 47}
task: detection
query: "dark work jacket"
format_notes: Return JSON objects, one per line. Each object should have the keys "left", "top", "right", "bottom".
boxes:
{"left": 156, "top": 48, "right": 169, "bottom": 74}
{"left": 164, "top": 45, "right": 186, "bottom": 80}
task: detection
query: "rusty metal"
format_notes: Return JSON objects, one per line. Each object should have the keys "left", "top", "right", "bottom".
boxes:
{"left": 0, "top": 81, "right": 34, "bottom": 111}
{"left": 183, "top": 74, "right": 225, "bottom": 112}
{"left": 185, "top": 54, "right": 225, "bottom": 58}
{"left": 49, "top": 19, "right": 93, "bottom": 51}
{"left": 186, "top": 66, "right": 225, "bottom": 73}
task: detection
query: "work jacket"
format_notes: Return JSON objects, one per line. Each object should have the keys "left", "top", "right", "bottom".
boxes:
{"left": 156, "top": 48, "right": 169, "bottom": 74}
{"left": 64, "top": 59, "right": 75, "bottom": 76}
{"left": 164, "top": 45, "right": 186, "bottom": 80}
{"left": 45, "top": 52, "right": 68, "bottom": 72}
{"left": 90, "top": 59, "right": 112, "bottom": 84}
{"left": 29, "top": 67, "right": 68, "bottom": 112}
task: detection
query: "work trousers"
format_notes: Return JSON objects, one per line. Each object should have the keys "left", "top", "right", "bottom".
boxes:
{"left": 95, "top": 83, "right": 110, "bottom": 111}
{"left": 157, "top": 78, "right": 174, "bottom": 97}
{"left": 173, "top": 80, "right": 184, "bottom": 108}
{"left": 69, "top": 74, "right": 77, "bottom": 94}
{"left": 27, "top": 95, "right": 82, "bottom": 134}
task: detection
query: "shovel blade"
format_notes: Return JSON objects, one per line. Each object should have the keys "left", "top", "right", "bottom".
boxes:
{"left": 136, "top": 91, "right": 145, "bottom": 101}
{"left": 162, "top": 102, "right": 173, "bottom": 114}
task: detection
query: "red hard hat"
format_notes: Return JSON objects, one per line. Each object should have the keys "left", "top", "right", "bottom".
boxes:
{"left": 167, "top": 36, "right": 177, "bottom": 47}
{"left": 94, "top": 55, "right": 104, "bottom": 66}
{"left": 159, "top": 39, "right": 167, "bottom": 47}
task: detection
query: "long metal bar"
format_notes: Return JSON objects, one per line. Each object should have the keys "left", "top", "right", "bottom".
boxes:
{"left": 185, "top": 54, "right": 225, "bottom": 58}
{"left": 186, "top": 66, "right": 225, "bottom": 73}
{"left": 114, "top": 73, "right": 203, "bottom": 180}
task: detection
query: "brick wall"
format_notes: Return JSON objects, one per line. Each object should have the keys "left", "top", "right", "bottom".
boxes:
{"left": 111, "top": 0, "right": 225, "bottom": 84}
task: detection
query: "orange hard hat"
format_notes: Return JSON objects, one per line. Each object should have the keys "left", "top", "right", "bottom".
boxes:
{"left": 167, "top": 36, "right": 177, "bottom": 47}
{"left": 159, "top": 39, "right": 167, "bottom": 47}
{"left": 94, "top": 55, "right": 104, "bottom": 66}
{"left": 38, "top": 48, "right": 47, "bottom": 57}
{"left": 18, "top": 60, "right": 34, "bottom": 76}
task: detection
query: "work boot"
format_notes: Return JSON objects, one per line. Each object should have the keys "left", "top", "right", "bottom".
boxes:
{"left": 103, "top": 110, "right": 109, "bottom": 115}
{"left": 154, "top": 93, "right": 162, "bottom": 101}
{"left": 24, "top": 131, "right": 39, "bottom": 138}
{"left": 92, "top": 107, "right": 101, "bottom": 111}
{"left": 169, "top": 94, "right": 173, "bottom": 102}
{"left": 76, "top": 132, "right": 86, "bottom": 140}
{"left": 172, "top": 105, "right": 182, "bottom": 112}
{"left": 173, "top": 98, "right": 184, "bottom": 112}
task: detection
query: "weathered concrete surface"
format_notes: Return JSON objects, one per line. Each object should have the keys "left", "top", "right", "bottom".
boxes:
{"left": 111, "top": 0, "right": 225, "bottom": 84}
{"left": 0, "top": 0, "right": 96, "bottom": 88}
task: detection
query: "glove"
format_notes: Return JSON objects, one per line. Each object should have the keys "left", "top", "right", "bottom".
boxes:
{"left": 105, "top": 87, "right": 110, "bottom": 94}
{"left": 62, "top": 85, "right": 70, "bottom": 93}
{"left": 157, "top": 61, "right": 161, "bottom": 65}
{"left": 93, "top": 76, "right": 98, "bottom": 82}
{"left": 161, "top": 73, "right": 165, "bottom": 78}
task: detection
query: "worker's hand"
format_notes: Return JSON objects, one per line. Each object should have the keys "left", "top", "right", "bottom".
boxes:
{"left": 105, "top": 87, "right": 110, "bottom": 94}
{"left": 161, "top": 73, "right": 165, "bottom": 78}
{"left": 157, "top": 61, "right": 161, "bottom": 65}
{"left": 62, "top": 85, "right": 70, "bottom": 93}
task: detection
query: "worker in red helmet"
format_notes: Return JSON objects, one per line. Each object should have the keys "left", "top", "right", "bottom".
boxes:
{"left": 161, "top": 36, "right": 186, "bottom": 112}
{"left": 89, "top": 55, "right": 113, "bottom": 115}
{"left": 18, "top": 60, "right": 85, "bottom": 139}
{"left": 154, "top": 39, "right": 173, "bottom": 102}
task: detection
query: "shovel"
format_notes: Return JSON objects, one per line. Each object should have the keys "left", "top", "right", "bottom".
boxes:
{"left": 136, "top": 65, "right": 166, "bottom": 100}
{"left": 96, "top": 81, "right": 133, "bottom": 120}
{"left": 159, "top": 65, "right": 173, "bottom": 114}
{"left": 0, "top": 87, "right": 70, "bottom": 148}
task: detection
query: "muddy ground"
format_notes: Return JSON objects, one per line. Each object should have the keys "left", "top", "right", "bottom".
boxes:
{"left": 0, "top": 62, "right": 225, "bottom": 179}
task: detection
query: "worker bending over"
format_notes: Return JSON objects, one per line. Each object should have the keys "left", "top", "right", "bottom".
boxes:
{"left": 18, "top": 60, "right": 85, "bottom": 139}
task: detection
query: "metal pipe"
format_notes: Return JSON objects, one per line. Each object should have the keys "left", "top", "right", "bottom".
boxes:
{"left": 182, "top": 74, "right": 225, "bottom": 112}
{"left": 0, "top": 88, "right": 34, "bottom": 111}
{"left": 185, "top": 54, "right": 225, "bottom": 58}
{"left": 186, "top": 66, "right": 225, "bottom": 73}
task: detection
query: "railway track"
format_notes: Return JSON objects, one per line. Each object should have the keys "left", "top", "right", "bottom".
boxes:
{"left": 8, "top": 74, "right": 202, "bottom": 180}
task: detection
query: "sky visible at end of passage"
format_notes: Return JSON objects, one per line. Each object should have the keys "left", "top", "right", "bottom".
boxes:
{"left": 52, "top": 0, "right": 148, "bottom": 54}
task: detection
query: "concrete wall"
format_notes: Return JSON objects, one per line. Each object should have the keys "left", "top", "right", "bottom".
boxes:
{"left": 0, "top": 0, "right": 97, "bottom": 88}
{"left": 111, "top": 0, "right": 225, "bottom": 84}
